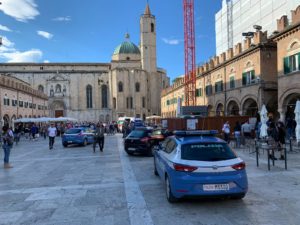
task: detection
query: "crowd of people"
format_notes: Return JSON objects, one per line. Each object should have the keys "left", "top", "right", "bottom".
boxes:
{"left": 222, "top": 116, "right": 298, "bottom": 160}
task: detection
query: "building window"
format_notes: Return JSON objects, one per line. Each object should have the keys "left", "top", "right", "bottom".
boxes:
{"left": 242, "top": 70, "right": 255, "bottom": 86}
{"left": 230, "top": 76, "right": 235, "bottom": 89}
{"left": 113, "top": 97, "right": 116, "bottom": 109}
{"left": 130, "top": 97, "right": 133, "bottom": 109}
{"left": 205, "top": 85, "right": 213, "bottom": 96}
{"left": 24, "top": 102, "right": 29, "bottom": 108}
{"left": 284, "top": 53, "right": 300, "bottom": 74}
{"left": 102, "top": 85, "right": 108, "bottom": 108}
{"left": 55, "top": 84, "right": 62, "bottom": 93}
{"left": 151, "top": 23, "right": 154, "bottom": 32}
{"left": 215, "top": 81, "right": 223, "bottom": 93}
{"left": 29, "top": 103, "right": 32, "bottom": 108}
{"left": 38, "top": 85, "right": 44, "bottom": 93}
{"left": 19, "top": 101, "right": 24, "bottom": 107}
{"left": 3, "top": 98, "right": 10, "bottom": 106}
{"left": 142, "top": 97, "right": 146, "bottom": 108}
{"left": 126, "top": 97, "right": 132, "bottom": 109}
{"left": 135, "top": 82, "right": 140, "bottom": 92}
{"left": 86, "top": 85, "right": 93, "bottom": 108}
{"left": 118, "top": 82, "right": 123, "bottom": 92}
{"left": 196, "top": 88, "right": 202, "bottom": 97}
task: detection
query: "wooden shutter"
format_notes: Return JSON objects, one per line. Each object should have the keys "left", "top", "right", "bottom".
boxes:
{"left": 283, "top": 57, "right": 290, "bottom": 74}
{"left": 242, "top": 72, "right": 247, "bottom": 85}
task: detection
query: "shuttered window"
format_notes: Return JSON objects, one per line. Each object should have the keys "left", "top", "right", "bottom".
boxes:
{"left": 230, "top": 76, "right": 235, "bottom": 89}
{"left": 215, "top": 81, "right": 223, "bottom": 93}
{"left": 284, "top": 53, "right": 300, "bottom": 74}
{"left": 242, "top": 70, "right": 255, "bottom": 86}
{"left": 205, "top": 85, "right": 212, "bottom": 96}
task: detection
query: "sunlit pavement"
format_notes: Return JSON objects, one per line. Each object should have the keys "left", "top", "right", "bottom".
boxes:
{"left": 0, "top": 134, "right": 300, "bottom": 225}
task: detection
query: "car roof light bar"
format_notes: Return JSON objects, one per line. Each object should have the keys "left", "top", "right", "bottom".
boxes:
{"left": 173, "top": 130, "right": 218, "bottom": 137}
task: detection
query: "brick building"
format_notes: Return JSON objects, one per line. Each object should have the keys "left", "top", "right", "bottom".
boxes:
{"left": 162, "top": 5, "right": 300, "bottom": 121}
{"left": 0, "top": 74, "right": 48, "bottom": 128}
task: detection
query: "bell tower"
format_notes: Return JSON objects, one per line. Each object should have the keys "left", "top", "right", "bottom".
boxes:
{"left": 140, "top": 3, "right": 157, "bottom": 73}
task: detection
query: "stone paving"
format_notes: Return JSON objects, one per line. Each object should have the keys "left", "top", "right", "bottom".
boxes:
{"left": 0, "top": 134, "right": 300, "bottom": 225}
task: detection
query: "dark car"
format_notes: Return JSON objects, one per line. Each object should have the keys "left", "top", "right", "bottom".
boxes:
{"left": 124, "top": 127, "right": 153, "bottom": 156}
{"left": 148, "top": 128, "right": 172, "bottom": 155}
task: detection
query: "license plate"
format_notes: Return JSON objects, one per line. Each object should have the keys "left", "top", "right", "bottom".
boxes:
{"left": 128, "top": 148, "right": 136, "bottom": 151}
{"left": 203, "top": 184, "right": 229, "bottom": 191}
{"left": 68, "top": 141, "right": 73, "bottom": 143}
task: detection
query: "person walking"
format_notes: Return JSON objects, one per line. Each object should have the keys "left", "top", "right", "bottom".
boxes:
{"left": 222, "top": 121, "right": 231, "bottom": 144}
{"left": 93, "top": 122, "right": 105, "bottom": 152}
{"left": 31, "top": 123, "right": 38, "bottom": 141}
{"left": 48, "top": 123, "right": 57, "bottom": 150}
{"left": 2, "top": 126, "right": 14, "bottom": 169}
{"left": 233, "top": 121, "right": 241, "bottom": 148}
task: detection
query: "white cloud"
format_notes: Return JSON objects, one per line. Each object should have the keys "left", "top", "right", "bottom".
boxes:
{"left": 0, "top": 0, "right": 39, "bottom": 22}
{"left": 1, "top": 49, "right": 42, "bottom": 62}
{"left": 0, "top": 36, "right": 42, "bottom": 62}
{"left": 162, "top": 38, "right": 181, "bottom": 45}
{"left": 37, "top": 31, "right": 53, "bottom": 39}
{"left": 0, "top": 24, "right": 12, "bottom": 32}
{"left": 0, "top": 36, "right": 15, "bottom": 48}
{"left": 52, "top": 16, "right": 71, "bottom": 22}
{"left": 43, "top": 60, "right": 50, "bottom": 63}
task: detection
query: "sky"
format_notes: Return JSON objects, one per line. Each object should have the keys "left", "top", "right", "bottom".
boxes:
{"left": 0, "top": 0, "right": 222, "bottom": 82}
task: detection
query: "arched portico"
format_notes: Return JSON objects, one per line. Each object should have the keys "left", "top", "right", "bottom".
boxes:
{"left": 49, "top": 100, "right": 66, "bottom": 118}
{"left": 216, "top": 103, "right": 224, "bottom": 116}
{"left": 227, "top": 100, "right": 240, "bottom": 116}
{"left": 242, "top": 98, "right": 258, "bottom": 116}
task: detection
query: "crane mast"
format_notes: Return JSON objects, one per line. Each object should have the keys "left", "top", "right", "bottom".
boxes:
{"left": 183, "top": 0, "right": 196, "bottom": 106}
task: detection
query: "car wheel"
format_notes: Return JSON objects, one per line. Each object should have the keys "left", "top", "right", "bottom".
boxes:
{"left": 63, "top": 143, "right": 68, "bottom": 147}
{"left": 125, "top": 150, "right": 134, "bottom": 156}
{"left": 231, "top": 194, "right": 246, "bottom": 200}
{"left": 165, "top": 175, "right": 178, "bottom": 203}
{"left": 83, "top": 139, "right": 88, "bottom": 146}
{"left": 154, "top": 157, "right": 158, "bottom": 176}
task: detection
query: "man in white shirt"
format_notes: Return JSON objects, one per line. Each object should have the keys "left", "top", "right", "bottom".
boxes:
{"left": 48, "top": 123, "right": 57, "bottom": 150}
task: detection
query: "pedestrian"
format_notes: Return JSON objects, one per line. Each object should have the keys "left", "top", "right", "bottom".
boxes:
{"left": 2, "top": 125, "right": 14, "bottom": 169}
{"left": 222, "top": 121, "right": 230, "bottom": 144}
{"left": 93, "top": 122, "right": 105, "bottom": 152}
{"left": 31, "top": 123, "right": 38, "bottom": 141}
{"left": 233, "top": 121, "right": 241, "bottom": 148}
{"left": 276, "top": 121, "right": 286, "bottom": 160}
{"left": 48, "top": 123, "right": 57, "bottom": 150}
{"left": 241, "top": 121, "right": 251, "bottom": 138}
{"left": 285, "top": 117, "right": 294, "bottom": 140}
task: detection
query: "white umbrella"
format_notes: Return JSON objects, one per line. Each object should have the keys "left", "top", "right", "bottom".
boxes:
{"left": 294, "top": 100, "right": 300, "bottom": 143}
{"left": 260, "top": 104, "right": 268, "bottom": 138}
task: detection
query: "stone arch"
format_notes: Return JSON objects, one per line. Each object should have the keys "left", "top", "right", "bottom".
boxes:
{"left": 280, "top": 91, "right": 300, "bottom": 120}
{"left": 118, "top": 81, "right": 123, "bottom": 92}
{"left": 242, "top": 97, "right": 258, "bottom": 116}
{"left": 38, "top": 85, "right": 44, "bottom": 93}
{"left": 49, "top": 100, "right": 66, "bottom": 118}
{"left": 227, "top": 99, "right": 240, "bottom": 116}
{"left": 3, "top": 114, "right": 10, "bottom": 127}
{"left": 215, "top": 102, "right": 224, "bottom": 116}
{"left": 55, "top": 84, "right": 62, "bottom": 93}
{"left": 207, "top": 105, "right": 213, "bottom": 116}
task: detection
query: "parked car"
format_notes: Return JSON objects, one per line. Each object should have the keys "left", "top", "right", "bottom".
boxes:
{"left": 153, "top": 130, "right": 248, "bottom": 203}
{"left": 148, "top": 128, "right": 172, "bottom": 155}
{"left": 62, "top": 127, "right": 95, "bottom": 147}
{"left": 124, "top": 127, "right": 153, "bottom": 155}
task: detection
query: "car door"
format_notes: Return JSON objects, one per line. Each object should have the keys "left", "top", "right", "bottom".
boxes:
{"left": 157, "top": 138, "right": 177, "bottom": 176}
{"left": 155, "top": 138, "right": 170, "bottom": 177}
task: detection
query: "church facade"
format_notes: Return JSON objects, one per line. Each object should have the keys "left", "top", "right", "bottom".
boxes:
{"left": 0, "top": 4, "right": 169, "bottom": 122}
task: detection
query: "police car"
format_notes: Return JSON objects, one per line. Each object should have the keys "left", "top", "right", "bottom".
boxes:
{"left": 153, "top": 130, "right": 248, "bottom": 203}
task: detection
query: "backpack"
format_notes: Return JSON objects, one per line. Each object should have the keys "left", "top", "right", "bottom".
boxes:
{"left": 3, "top": 132, "right": 14, "bottom": 146}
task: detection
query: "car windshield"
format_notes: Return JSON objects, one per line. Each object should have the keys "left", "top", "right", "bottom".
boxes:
{"left": 128, "top": 130, "right": 147, "bottom": 138}
{"left": 65, "top": 129, "right": 81, "bottom": 134}
{"left": 181, "top": 143, "right": 236, "bottom": 161}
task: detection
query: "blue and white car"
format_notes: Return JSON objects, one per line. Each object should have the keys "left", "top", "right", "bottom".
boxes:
{"left": 153, "top": 130, "right": 248, "bottom": 203}
{"left": 62, "top": 127, "right": 95, "bottom": 147}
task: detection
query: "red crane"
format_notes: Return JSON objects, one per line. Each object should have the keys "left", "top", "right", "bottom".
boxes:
{"left": 183, "top": 0, "right": 196, "bottom": 106}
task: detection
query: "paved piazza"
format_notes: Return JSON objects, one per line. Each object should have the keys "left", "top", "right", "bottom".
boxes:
{"left": 1, "top": 134, "right": 300, "bottom": 225}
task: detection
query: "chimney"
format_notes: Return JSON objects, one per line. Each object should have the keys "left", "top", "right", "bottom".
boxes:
{"left": 220, "top": 52, "right": 226, "bottom": 63}
{"left": 204, "top": 63, "right": 209, "bottom": 72}
{"left": 291, "top": 6, "right": 300, "bottom": 25}
{"left": 227, "top": 48, "right": 233, "bottom": 60}
{"left": 243, "top": 37, "right": 251, "bottom": 50}
{"left": 234, "top": 43, "right": 242, "bottom": 56}
{"left": 277, "top": 15, "right": 289, "bottom": 32}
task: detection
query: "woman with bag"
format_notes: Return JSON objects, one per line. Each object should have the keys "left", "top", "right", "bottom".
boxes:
{"left": 2, "top": 125, "right": 14, "bottom": 169}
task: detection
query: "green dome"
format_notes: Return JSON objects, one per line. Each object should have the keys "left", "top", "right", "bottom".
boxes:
{"left": 113, "top": 33, "right": 140, "bottom": 55}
